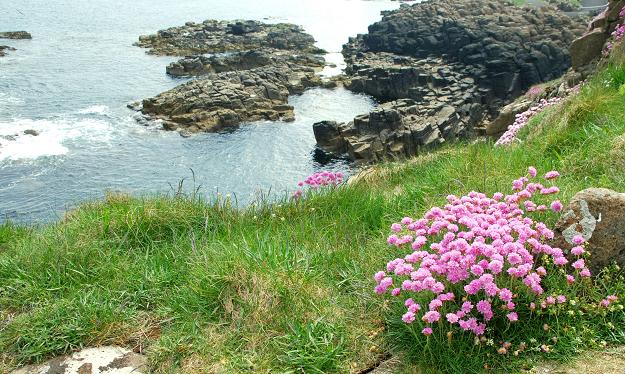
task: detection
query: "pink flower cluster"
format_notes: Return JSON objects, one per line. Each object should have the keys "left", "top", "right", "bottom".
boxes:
{"left": 374, "top": 168, "right": 594, "bottom": 336}
{"left": 495, "top": 98, "right": 562, "bottom": 146}
{"left": 600, "top": 295, "right": 619, "bottom": 308}
{"left": 292, "top": 171, "right": 344, "bottom": 199}
{"left": 525, "top": 85, "right": 544, "bottom": 98}
{"left": 604, "top": 6, "right": 625, "bottom": 55}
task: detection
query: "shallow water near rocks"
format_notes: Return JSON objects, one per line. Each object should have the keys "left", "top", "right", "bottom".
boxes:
{"left": 0, "top": 0, "right": 404, "bottom": 223}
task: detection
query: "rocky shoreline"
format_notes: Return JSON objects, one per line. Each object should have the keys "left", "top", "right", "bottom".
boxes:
{"left": 133, "top": 20, "right": 329, "bottom": 133}
{"left": 0, "top": 31, "right": 31, "bottom": 57}
{"left": 312, "top": 0, "right": 587, "bottom": 163}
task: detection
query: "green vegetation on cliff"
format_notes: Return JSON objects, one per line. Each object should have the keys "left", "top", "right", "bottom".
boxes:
{"left": 1, "top": 46, "right": 625, "bottom": 374}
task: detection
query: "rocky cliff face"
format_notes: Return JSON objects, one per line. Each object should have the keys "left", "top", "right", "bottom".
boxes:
{"left": 134, "top": 20, "right": 327, "bottom": 134}
{"left": 314, "top": 0, "right": 587, "bottom": 163}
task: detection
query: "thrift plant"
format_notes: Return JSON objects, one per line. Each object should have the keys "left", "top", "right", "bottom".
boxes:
{"left": 292, "top": 171, "right": 344, "bottom": 199}
{"left": 374, "top": 168, "right": 618, "bottom": 339}
{"left": 495, "top": 98, "right": 562, "bottom": 146}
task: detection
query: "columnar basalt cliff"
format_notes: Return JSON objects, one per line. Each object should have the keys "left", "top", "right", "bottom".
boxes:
{"left": 314, "top": 0, "right": 587, "bottom": 163}
{"left": 134, "top": 20, "right": 326, "bottom": 133}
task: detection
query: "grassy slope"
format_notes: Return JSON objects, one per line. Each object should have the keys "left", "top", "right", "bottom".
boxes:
{"left": 1, "top": 51, "right": 625, "bottom": 374}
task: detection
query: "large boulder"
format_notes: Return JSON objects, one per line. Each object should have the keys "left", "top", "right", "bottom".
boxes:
{"left": 11, "top": 346, "right": 146, "bottom": 374}
{"left": 570, "top": 29, "right": 608, "bottom": 70}
{"left": 486, "top": 98, "right": 532, "bottom": 136}
{"left": 553, "top": 188, "right": 625, "bottom": 274}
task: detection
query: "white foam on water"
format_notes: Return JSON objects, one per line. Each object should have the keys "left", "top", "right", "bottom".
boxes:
{"left": 0, "top": 117, "right": 113, "bottom": 161}
{"left": 319, "top": 52, "right": 346, "bottom": 77}
{"left": 77, "top": 104, "right": 109, "bottom": 115}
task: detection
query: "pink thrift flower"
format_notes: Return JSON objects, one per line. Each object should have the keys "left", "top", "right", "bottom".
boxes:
{"left": 528, "top": 166, "right": 537, "bottom": 177}
{"left": 402, "top": 311, "right": 416, "bottom": 323}
{"left": 557, "top": 295, "right": 566, "bottom": 304}
{"left": 566, "top": 274, "right": 575, "bottom": 284}
{"left": 507, "top": 312, "right": 518, "bottom": 322}
{"left": 423, "top": 310, "right": 441, "bottom": 323}
{"left": 422, "top": 327, "right": 433, "bottom": 335}
{"left": 391, "top": 288, "right": 401, "bottom": 296}
{"left": 580, "top": 268, "right": 591, "bottom": 277}
{"left": 551, "top": 200, "right": 563, "bottom": 212}
{"left": 499, "top": 288, "right": 513, "bottom": 302}
{"left": 374, "top": 271, "right": 386, "bottom": 282}
{"left": 544, "top": 171, "right": 560, "bottom": 180}
{"left": 404, "top": 298, "right": 414, "bottom": 307}
{"left": 446, "top": 313, "right": 459, "bottom": 324}
{"left": 391, "top": 223, "right": 402, "bottom": 233}
{"left": 572, "top": 259, "right": 585, "bottom": 270}
{"left": 572, "top": 235, "right": 585, "bottom": 245}
{"left": 571, "top": 246, "right": 584, "bottom": 256}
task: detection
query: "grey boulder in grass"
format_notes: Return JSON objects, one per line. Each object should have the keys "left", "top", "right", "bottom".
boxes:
{"left": 553, "top": 188, "right": 625, "bottom": 274}
{"left": 11, "top": 347, "right": 146, "bottom": 374}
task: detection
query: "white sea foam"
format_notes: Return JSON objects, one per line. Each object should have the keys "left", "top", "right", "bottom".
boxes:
{"left": 319, "top": 52, "right": 346, "bottom": 78}
{"left": 0, "top": 117, "right": 113, "bottom": 161}
{"left": 77, "top": 105, "right": 109, "bottom": 115}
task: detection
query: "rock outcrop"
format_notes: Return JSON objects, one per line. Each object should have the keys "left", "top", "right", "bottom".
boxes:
{"left": 135, "top": 20, "right": 327, "bottom": 133}
{"left": 165, "top": 49, "right": 324, "bottom": 77}
{"left": 0, "top": 31, "right": 31, "bottom": 39}
{"left": 11, "top": 346, "right": 146, "bottom": 374}
{"left": 552, "top": 188, "right": 625, "bottom": 274}
{"left": 314, "top": 0, "right": 586, "bottom": 163}
{"left": 570, "top": 0, "right": 625, "bottom": 69}
{"left": 135, "top": 20, "right": 323, "bottom": 56}
{"left": 0, "top": 45, "right": 16, "bottom": 57}
{"left": 141, "top": 64, "right": 321, "bottom": 133}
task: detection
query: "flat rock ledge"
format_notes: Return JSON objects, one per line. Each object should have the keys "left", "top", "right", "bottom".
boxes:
{"left": 313, "top": 0, "right": 586, "bottom": 163}
{"left": 134, "top": 19, "right": 327, "bottom": 133}
{"left": 0, "top": 31, "right": 32, "bottom": 39}
{"left": 134, "top": 19, "right": 323, "bottom": 56}
{"left": 11, "top": 346, "right": 146, "bottom": 374}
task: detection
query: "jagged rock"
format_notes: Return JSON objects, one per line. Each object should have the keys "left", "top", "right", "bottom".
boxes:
{"left": 140, "top": 65, "right": 322, "bottom": 132}
{"left": 165, "top": 49, "right": 324, "bottom": 77}
{"left": 135, "top": 20, "right": 323, "bottom": 56}
{"left": 313, "top": 99, "right": 482, "bottom": 163}
{"left": 135, "top": 19, "right": 326, "bottom": 133}
{"left": 486, "top": 98, "right": 533, "bottom": 136}
{"left": 570, "top": 29, "right": 607, "bottom": 70}
{"left": 23, "top": 129, "right": 40, "bottom": 136}
{"left": 315, "top": 0, "right": 587, "bottom": 163}
{"left": 569, "top": 0, "right": 625, "bottom": 71}
{"left": 11, "top": 346, "right": 146, "bottom": 374}
{"left": 552, "top": 188, "right": 625, "bottom": 274}
{"left": 0, "top": 31, "right": 31, "bottom": 39}
{"left": 343, "top": 0, "right": 584, "bottom": 101}
{"left": 0, "top": 45, "right": 16, "bottom": 57}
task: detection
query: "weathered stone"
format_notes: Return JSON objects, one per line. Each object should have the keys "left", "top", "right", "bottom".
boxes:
{"left": 135, "top": 20, "right": 323, "bottom": 56}
{"left": 570, "top": 29, "right": 607, "bottom": 70}
{"left": 11, "top": 346, "right": 146, "bottom": 374}
{"left": 486, "top": 98, "right": 532, "bottom": 135}
{"left": 23, "top": 129, "right": 40, "bottom": 136}
{"left": 134, "top": 19, "right": 327, "bottom": 133}
{"left": 0, "top": 45, "right": 16, "bottom": 57}
{"left": 321, "top": 0, "right": 587, "bottom": 163}
{"left": 0, "top": 31, "right": 31, "bottom": 39}
{"left": 553, "top": 188, "right": 625, "bottom": 274}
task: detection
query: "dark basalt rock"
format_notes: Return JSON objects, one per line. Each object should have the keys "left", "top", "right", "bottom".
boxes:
{"left": 135, "top": 19, "right": 324, "bottom": 56}
{"left": 313, "top": 0, "right": 586, "bottom": 163}
{"left": 165, "top": 49, "right": 324, "bottom": 77}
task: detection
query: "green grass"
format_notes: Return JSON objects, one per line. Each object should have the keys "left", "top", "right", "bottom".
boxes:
{"left": 2, "top": 46, "right": 625, "bottom": 374}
